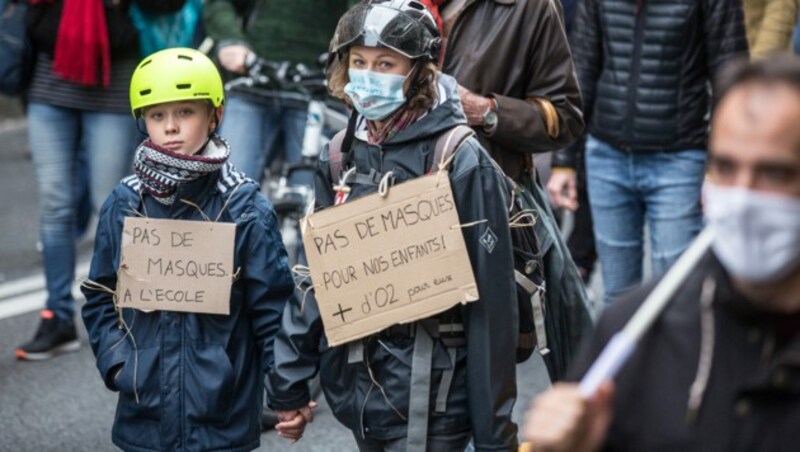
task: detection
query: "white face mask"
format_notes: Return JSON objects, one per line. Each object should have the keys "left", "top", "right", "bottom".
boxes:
{"left": 344, "top": 69, "right": 409, "bottom": 121}
{"left": 703, "top": 182, "right": 800, "bottom": 283}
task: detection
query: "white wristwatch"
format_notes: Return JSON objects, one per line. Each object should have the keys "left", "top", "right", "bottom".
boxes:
{"left": 482, "top": 98, "right": 498, "bottom": 130}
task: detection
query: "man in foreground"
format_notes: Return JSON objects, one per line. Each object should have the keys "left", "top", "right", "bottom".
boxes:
{"left": 523, "top": 54, "right": 800, "bottom": 451}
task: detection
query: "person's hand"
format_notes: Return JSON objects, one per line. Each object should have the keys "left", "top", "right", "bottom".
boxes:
{"left": 275, "top": 400, "right": 318, "bottom": 444}
{"left": 457, "top": 84, "right": 493, "bottom": 126}
{"left": 217, "top": 45, "right": 252, "bottom": 74}
{"left": 523, "top": 382, "right": 614, "bottom": 452}
{"left": 547, "top": 168, "right": 579, "bottom": 211}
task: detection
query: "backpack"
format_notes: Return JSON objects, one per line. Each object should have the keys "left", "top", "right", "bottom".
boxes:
{"left": 326, "top": 125, "right": 548, "bottom": 363}
{"left": 128, "top": 0, "right": 203, "bottom": 58}
{"left": 0, "top": 0, "right": 34, "bottom": 96}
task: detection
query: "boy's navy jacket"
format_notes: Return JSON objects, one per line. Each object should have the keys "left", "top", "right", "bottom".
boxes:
{"left": 268, "top": 74, "right": 520, "bottom": 450}
{"left": 82, "top": 158, "right": 294, "bottom": 452}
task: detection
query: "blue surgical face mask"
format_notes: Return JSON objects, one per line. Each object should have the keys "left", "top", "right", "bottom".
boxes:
{"left": 344, "top": 68, "right": 409, "bottom": 121}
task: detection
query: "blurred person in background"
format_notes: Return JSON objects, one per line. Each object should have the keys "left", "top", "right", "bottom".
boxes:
{"left": 423, "top": 0, "right": 593, "bottom": 381}
{"left": 128, "top": 0, "right": 205, "bottom": 59}
{"left": 547, "top": 0, "right": 598, "bottom": 287}
{"left": 14, "top": 0, "right": 184, "bottom": 362}
{"left": 549, "top": 0, "right": 748, "bottom": 305}
{"left": 203, "top": 0, "right": 353, "bottom": 186}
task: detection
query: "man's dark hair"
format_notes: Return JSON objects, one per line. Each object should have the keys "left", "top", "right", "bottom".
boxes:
{"left": 716, "top": 55, "right": 800, "bottom": 103}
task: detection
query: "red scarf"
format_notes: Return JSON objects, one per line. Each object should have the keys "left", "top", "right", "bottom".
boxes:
{"left": 419, "top": 0, "right": 445, "bottom": 36}
{"left": 366, "top": 106, "right": 426, "bottom": 145}
{"left": 419, "top": 0, "right": 446, "bottom": 64}
{"left": 36, "top": 0, "right": 111, "bottom": 87}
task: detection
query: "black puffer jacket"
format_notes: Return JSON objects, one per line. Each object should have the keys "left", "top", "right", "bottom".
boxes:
{"left": 553, "top": 0, "right": 748, "bottom": 167}
{"left": 268, "top": 74, "right": 519, "bottom": 450}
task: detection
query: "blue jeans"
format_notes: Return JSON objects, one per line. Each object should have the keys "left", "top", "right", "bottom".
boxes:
{"left": 28, "top": 103, "right": 137, "bottom": 321}
{"left": 585, "top": 135, "right": 705, "bottom": 304}
{"left": 794, "top": 18, "right": 800, "bottom": 54}
{"left": 221, "top": 95, "right": 308, "bottom": 186}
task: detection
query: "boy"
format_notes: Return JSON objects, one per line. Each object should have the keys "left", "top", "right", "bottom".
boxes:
{"left": 81, "top": 48, "right": 294, "bottom": 451}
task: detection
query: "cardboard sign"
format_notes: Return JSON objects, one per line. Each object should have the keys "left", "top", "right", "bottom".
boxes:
{"left": 302, "top": 173, "right": 479, "bottom": 346}
{"left": 117, "top": 217, "right": 236, "bottom": 315}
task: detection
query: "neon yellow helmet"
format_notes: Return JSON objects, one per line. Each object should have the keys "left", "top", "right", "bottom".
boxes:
{"left": 129, "top": 47, "right": 224, "bottom": 118}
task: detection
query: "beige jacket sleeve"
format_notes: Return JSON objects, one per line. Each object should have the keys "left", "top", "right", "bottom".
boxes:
{"left": 745, "top": 0, "right": 798, "bottom": 58}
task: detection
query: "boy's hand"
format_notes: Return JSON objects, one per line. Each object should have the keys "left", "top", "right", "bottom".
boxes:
{"left": 275, "top": 401, "right": 318, "bottom": 443}
{"left": 522, "top": 382, "right": 614, "bottom": 452}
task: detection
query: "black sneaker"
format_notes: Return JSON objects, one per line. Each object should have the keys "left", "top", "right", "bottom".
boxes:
{"left": 15, "top": 310, "right": 81, "bottom": 361}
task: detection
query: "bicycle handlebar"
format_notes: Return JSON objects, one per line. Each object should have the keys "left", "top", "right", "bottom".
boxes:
{"left": 224, "top": 54, "right": 329, "bottom": 99}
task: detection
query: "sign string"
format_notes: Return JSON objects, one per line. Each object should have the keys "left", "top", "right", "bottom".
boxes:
{"left": 78, "top": 276, "right": 141, "bottom": 404}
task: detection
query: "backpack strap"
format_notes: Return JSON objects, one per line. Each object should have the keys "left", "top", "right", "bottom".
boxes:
{"left": 328, "top": 128, "right": 354, "bottom": 205}
{"left": 331, "top": 124, "right": 475, "bottom": 178}
{"left": 515, "top": 270, "right": 549, "bottom": 356}
{"left": 329, "top": 124, "right": 475, "bottom": 206}
{"left": 430, "top": 124, "right": 476, "bottom": 174}
{"left": 406, "top": 318, "right": 437, "bottom": 451}
{"left": 328, "top": 128, "right": 348, "bottom": 182}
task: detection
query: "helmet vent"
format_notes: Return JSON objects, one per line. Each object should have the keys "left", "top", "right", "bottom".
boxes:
{"left": 176, "top": 83, "right": 192, "bottom": 90}
{"left": 177, "top": 55, "right": 193, "bottom": 61}
{"left": 139, "top": 59, "right": 152, "bottom": 68}
{"left": 139, "top": 89, "right": 152, "bottom": 96}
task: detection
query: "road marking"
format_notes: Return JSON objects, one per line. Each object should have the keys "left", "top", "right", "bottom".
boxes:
{"left": 0, "top": 119, "right": 26, "bottom": 134}
{"left": 0, "top": 289, "right": 46, "bottom": 319}
{"left": 0, "top": 261, "right": 91, "bottom": 320}
{"left": 0, "top": 273, "right": 45, "bottom": 300}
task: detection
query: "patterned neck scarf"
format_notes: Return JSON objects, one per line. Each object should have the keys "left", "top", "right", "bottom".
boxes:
{"left": 133, "top": 137, "right": 230, "bottom": 205}
{"left": 366, "top": 106, "right": 426, "bottom": 145}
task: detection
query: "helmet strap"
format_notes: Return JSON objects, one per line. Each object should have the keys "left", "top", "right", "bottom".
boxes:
{"left": 135, "top": 117, "right": 148, "bottom": 138}
{"left": 341, "top": 108, "right": 360, "bottom": 170}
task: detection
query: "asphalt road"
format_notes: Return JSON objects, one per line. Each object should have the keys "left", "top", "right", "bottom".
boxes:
{"left": 0, "top": 121, "right": 42, "bottom": 283}
{"left": 0, "top": 305, "right": 550, "bottom": 451}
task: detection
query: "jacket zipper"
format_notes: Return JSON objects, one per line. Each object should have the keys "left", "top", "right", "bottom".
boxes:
{"left": 179, "top": 313, "right": 185, "bottom": 450}
{"left": 624, "top": 1, "right": 646, "bottom": 150}
{"left": 360, "top": 383, "right": 374, "bottom": 439}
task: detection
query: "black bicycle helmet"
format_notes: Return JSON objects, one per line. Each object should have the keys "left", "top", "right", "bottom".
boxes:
{"left": 330, "top": 0, "right": 441, "bottom": 62}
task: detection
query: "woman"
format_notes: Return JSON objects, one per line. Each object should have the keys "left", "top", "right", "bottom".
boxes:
{"left": 15, "top": 0, "right": 185, "bottom": 361}
{"left": 267, "top": 1, "right": 519, "bottom": 450}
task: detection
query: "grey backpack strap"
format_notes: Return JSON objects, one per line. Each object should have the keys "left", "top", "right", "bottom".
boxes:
{"left": 328, "top": 129, "right": 348, "bottom": 181}
{"left": 515, "top": 270, "right": 550, "bottom": 356}
{"left": 430, "top": 124, "right": 476, "bottom": 174}
{"left": 406, "top": 319, "right": 436, "bottom": 451}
